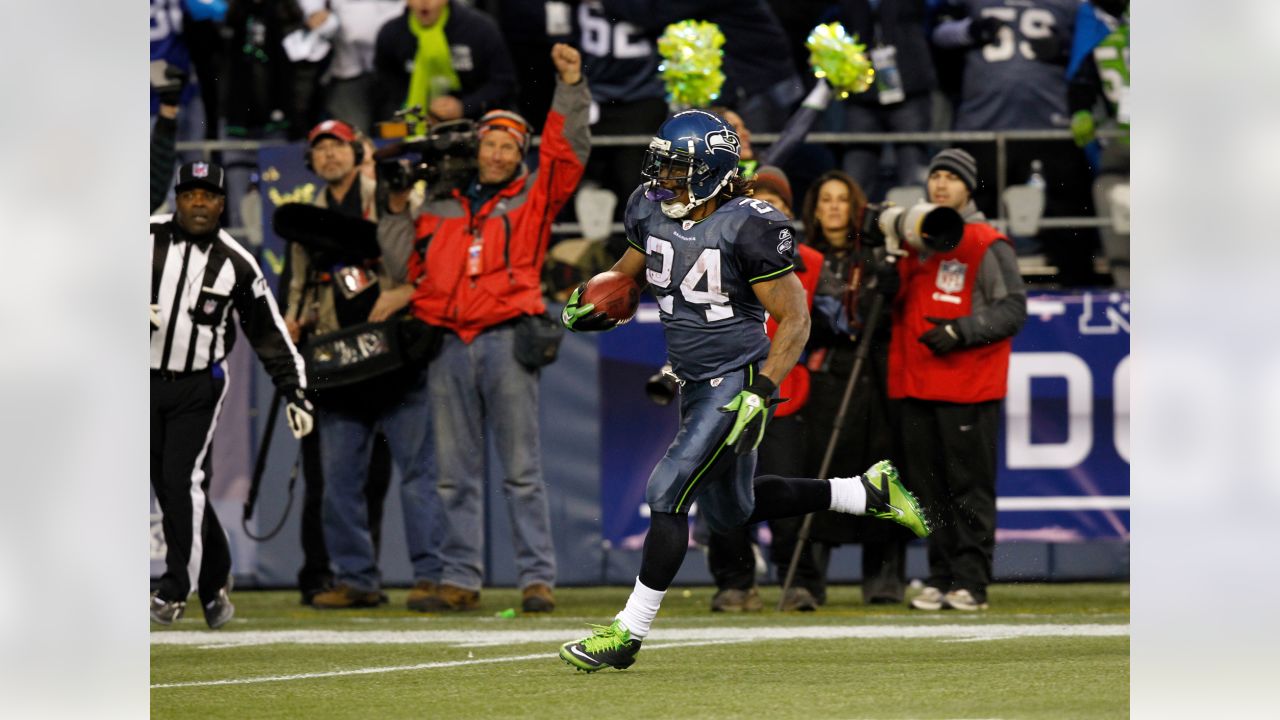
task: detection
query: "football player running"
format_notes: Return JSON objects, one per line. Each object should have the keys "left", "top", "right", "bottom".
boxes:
{"left": 557, "top": 110, "right": 930, "bottom": 673}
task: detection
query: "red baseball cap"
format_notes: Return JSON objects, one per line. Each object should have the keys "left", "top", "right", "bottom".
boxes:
{"left": 308, "top": 119, "right": 357, "bottom": 146}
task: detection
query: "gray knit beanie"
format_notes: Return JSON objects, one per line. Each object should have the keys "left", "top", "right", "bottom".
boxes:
{"left": 928, "top": 148, "right": 979, "bottom": 192}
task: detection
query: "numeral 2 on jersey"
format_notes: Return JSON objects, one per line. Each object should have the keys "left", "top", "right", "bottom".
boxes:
{"left": 645, "top": 236, "right": 733, "bottom": 321}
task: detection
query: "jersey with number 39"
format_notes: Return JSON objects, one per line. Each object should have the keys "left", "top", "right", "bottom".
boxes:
{"left": 624, "top": 186, "right": 796, "bottom": 382}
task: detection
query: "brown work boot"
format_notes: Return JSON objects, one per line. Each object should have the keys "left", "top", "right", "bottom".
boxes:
{"left": 521, "top": 583, "right": 556, "bottom": 613}
{"left": 414, "top": 582, "right": 480, "bottom": 612}
{"left": 710, "top": 587, "right": 763, "bottom": 612}
{"left": 311, "top": 583, "right": 382, "bottom": 609}
{"left": 405, "top": 580, "right": 439, "bottom": 612}
{"left": 779, "top": 586, "right": 819, "bottom": 612}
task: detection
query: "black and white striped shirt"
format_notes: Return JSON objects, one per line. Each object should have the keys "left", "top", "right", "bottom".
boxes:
{"left": 150, "top": 214, "right": 306, "bottom": 389}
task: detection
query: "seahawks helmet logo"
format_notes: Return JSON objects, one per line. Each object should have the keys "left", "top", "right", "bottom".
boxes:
{"left": 705, "top": 129, "right": 740, "bottom": 157}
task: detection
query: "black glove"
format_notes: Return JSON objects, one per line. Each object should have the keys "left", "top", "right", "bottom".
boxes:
{"left": 157, "top": 66, "right": 188, "bottom": 107}
{"left": 874, "top": 259, "right": 900, "bottom": 299}
{"left": 968, "top": 16, "right": 1006, "bottom": 46}
{"left": 918, "top": 316, "right": 963, "bottom": 356}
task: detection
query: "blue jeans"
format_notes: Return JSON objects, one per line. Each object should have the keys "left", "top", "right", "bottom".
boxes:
{"left": 319, "top": 368, "right": 442, "bottom": 591}
{"left": 430, "top": 326, "right": 556, "bottom": 591}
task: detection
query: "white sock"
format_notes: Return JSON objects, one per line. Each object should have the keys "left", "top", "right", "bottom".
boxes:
{"left": 614, "top": 577, "right": 666, "bottom": 640}
{"left": 828, "top": 476, "right": 867, "bottom": 515}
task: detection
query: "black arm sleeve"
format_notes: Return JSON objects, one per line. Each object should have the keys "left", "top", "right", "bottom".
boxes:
{"left": 956, "top": 240, "right": 1027, "bottom": 345}
{"left": 150, "top": 114, "right": 177, "bottom": 213}
{"left": 229, "top": 253, "right": 308, "bottom": 391}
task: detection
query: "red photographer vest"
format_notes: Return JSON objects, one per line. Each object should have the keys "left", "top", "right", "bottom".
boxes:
{"left": 887, "top": 222, "right": 1012, "bottom": 403}
{"left": 767, "top": 243, "right": 823, "bottom": 418}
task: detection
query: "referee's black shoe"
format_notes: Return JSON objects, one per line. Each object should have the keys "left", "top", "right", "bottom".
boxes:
{"left": 150, "top": 594, "right": 186, "bottom": 625}
{"left": 203, "top": 585, "right": 235, "bottom": 629}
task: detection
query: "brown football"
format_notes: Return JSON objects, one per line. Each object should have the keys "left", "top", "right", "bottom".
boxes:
{"left": 581, "top": 271, "right": 641, "bottom": 324}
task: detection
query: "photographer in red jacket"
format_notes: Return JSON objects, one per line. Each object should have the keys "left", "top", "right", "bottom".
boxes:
{"left": 375, "top": 44, "right": 590, "bottom": 613}
{"left": 888, "top": 148, "right": 1026, "bottom": 612}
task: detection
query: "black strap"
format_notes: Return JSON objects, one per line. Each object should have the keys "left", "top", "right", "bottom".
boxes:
{"left": 414, "top": 217, "right": 446, "bottom": 265}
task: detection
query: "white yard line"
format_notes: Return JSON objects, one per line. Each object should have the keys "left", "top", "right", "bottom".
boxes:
{"left": 150, "top": 639, "right": 746, "bottom": 689}
{"left": 151, "top": 624, "right": 1127, "bottom": 689}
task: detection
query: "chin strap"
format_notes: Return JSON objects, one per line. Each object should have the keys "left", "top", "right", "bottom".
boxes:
{"left": 657, "top": 169, "right": 736, "bottom": 219}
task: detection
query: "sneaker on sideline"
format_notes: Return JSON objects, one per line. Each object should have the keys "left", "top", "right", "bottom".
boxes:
{"left": 910, "top": 586, "right": 946, "bottom": 611}
{"left": 944, "top": 588, "right": 989, "bottom": 611}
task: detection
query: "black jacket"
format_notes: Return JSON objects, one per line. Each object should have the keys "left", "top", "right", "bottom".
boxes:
{"left": 373, "top": 3, "right": 519, "bottom": 122}
{"left": 840, "top": 0, "right": 938, "bottom": 103}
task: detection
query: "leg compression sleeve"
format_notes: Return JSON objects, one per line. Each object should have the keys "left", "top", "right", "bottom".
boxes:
{"left": 637, "top": 511, "right": 689, "bottom": 591}
{"left": 746, "top": 475, "right": 831, "bottom": 524}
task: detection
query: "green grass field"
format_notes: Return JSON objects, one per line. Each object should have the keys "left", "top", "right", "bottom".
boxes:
{"left": 151, "top": 583, "right": 1129, "bottom": 719}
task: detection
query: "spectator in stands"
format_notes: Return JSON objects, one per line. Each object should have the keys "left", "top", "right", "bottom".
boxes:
{"left": 798, "top": 169, "right": 913, "bottom": 605}
{"left": 591, "top": 1, "right": 805, "bottom": 133}
{"left": 324, "top": 0, "right": 405, "bottom": 133}
{"left": 890, "top": 148, "right": 1026, "bottom": 612}
{"left": 702, "top": 166, "right": 830, "bottom": 613}
{"left": 373, "top": 44, "right": 590, "bottom": 614}
{"left": 1067, "top": 0, "right": 1129, "bottom": 286}
{"left": 282, "top": 1, "right": 340, "bottom": 139}
{"left": 498, "top": 0, "right": 575, "bottom": 126}
{"left": 839, "top": 0, "right": 938, "bottom": 199}
{"left": 150, "top": 64, "right": 188, "bottom": 213}
{"left": 577, "top": 0, "right": 671, "bottom": 254}
{"left": 373, "top": 0, "right": 518, "bottom": 125}
{"left": 281, "top": 120, "right": 420, "bottom": 609}
{"left": 932, "top": 0, "right": 1101, "bottom": 285}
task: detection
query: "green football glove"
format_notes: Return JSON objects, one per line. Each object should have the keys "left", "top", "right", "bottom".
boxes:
{"left": 719, "top": 375, "right": 780, "bottom": 456}
{"left": 561, "top": 284, "right": 617, "bottom": 332}
{"left": 1070, "top": 110, "right": 1096, "bottom": 148}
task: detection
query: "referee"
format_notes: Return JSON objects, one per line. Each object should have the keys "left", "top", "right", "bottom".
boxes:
{"left": 150, "top": 161, "right": 313, "bottom": 628}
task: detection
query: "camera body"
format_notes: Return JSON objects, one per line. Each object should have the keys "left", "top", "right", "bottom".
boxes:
{"left": 861, "top": 202, "right": 964, "bottom": 256}
{"left": 374, "top": 118, "right": 479, "bottom": 196}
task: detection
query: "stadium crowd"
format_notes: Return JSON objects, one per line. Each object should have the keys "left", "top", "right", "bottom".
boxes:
{"left": 150, "top": 0, "right": 1130, "bottom": 626}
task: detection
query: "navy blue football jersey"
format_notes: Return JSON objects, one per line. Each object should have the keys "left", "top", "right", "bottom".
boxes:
{"left": 624, "top": 186, "right": 797, "bottom": 382}
{"left": 954, "top": 0, "right": 1080, "bottom": 130}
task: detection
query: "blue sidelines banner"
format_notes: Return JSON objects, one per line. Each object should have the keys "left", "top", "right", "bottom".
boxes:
{"left": 599, "top": 291, "right": 1131, "bottom": 549}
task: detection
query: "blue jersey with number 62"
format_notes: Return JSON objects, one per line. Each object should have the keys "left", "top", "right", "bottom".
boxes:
{"left": 623, "top": 186, "right": 796, "bottom": 382}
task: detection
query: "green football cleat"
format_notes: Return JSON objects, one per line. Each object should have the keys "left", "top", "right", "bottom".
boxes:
{"left": 559, "top": 619, "right": 642, "bottom": 672}
{"left": 861, "top": 460, "right": 931, "bottom": 538}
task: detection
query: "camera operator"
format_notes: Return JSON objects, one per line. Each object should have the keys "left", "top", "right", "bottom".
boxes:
{"left": 282, "top": 118, "right": 445, "bottom": 611}
{"left": 887, "top": 148, "right": 1027, "bottom": 612}
{"left": 373, "top": 43, "right": 590, "bottom": 613}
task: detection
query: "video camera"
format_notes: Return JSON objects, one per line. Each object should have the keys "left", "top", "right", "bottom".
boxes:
{"left": 373, "top": 107, "right": 478, "bottom": 196}
{"left": 861, "top": 202, "right": 964, "bottom": 256}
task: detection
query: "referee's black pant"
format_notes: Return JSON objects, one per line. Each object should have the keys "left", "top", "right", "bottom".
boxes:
{"left": 898, "top": 398, "right": 1000, "bottom": 603}
{"left": 151, "top": 370, "right": 232, "bottom": 606}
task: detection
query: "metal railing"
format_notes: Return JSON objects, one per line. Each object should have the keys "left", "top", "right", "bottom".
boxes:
{"left": 175, "top": 127, "right": 1128, "bottom": 241}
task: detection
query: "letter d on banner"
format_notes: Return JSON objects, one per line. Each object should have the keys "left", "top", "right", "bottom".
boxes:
{"left": 1006, "top": 352, "right": 1093, "bottom": 469}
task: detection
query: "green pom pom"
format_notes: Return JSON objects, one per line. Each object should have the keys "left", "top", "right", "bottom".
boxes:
{"left": 805, "top": 22, "right": 875, "bottom": 99}
{"left": 657, "top": 20, "right": 727, "bottom": 108}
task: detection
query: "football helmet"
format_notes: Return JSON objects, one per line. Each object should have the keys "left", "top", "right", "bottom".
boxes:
{"left": 642, "top": 110, "right": 741, "bottom": 219}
